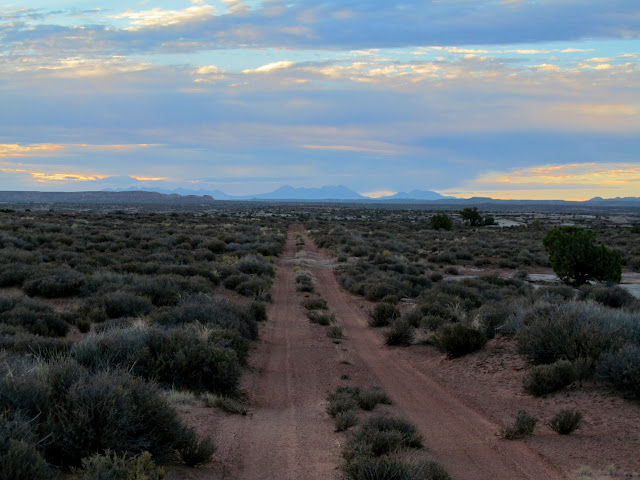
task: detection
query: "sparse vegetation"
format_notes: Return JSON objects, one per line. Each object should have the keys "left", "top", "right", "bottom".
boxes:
{"left": 503, "top": 410, "right": 538, "bottom": 440}
{"left": 549, "top": 409, "right": 583, "bottom": 435}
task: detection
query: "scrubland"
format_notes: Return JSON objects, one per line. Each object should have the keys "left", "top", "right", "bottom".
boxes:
{"left": 1, "top": 204, "right": 639, "bottom": 479}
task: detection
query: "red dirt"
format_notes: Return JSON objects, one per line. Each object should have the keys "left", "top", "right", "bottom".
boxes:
{"left": 171, "top": 225, "right": 640, "bottom": 479}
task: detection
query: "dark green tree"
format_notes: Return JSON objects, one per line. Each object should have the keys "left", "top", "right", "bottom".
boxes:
{"left": 431, "top": 213, "right": 453, "bottom": 230}
{"left": 543, "top": 226, "right": 621, "bottom": 286}
{"left": 460, "top": 207, "right": 483, "bottom": 227}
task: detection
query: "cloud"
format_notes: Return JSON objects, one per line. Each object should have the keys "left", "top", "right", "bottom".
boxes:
{"left": 0, "top": 144, "right": 65, "bottom": 157}
{"left": 110, "top": 4, "right": 217, "bottom": 30}
{"left": 243, "top": 61, "right": 296, "bottom": 74}
{"left": 361, "top": 190, "right": 397, "bottom": 198}
{"left": 443, "top": 162, "right": 640, "bottom": 200}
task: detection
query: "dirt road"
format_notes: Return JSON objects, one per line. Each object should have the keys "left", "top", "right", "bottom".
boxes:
{"left": 206, "top": 226, "right": 342, "bottom": 480}
{"left": 176, "top": 226, "right": 568, "bottom": 480}
{"left": 301, "top": 226, "right": 567, "bottom": 480}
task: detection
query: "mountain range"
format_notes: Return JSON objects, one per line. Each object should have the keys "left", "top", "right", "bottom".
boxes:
{"left": 1, "top": 186, "right": 639, "bottom": 206}
{"left": 103, "top": 185, "right": 453, "bottom": 201}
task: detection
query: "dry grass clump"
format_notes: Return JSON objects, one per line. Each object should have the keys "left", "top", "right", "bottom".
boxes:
{"left": 549, "top": 409, "right": 583, "bottom": 435}
{"left": 503, "top": 410, "right": 538, "bottom": 440}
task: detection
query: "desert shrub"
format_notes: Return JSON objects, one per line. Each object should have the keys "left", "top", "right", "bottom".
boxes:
{"left": 401, "top": 309, "right": 423, "bottom": 328}
{"left": 326, "top": 324, "right": 344, "bottom": 339}
{"left": 103, "top": 291, "right": 154, "bottom": 319}
{"left": 357, "top": 387, "right": 392, "bottom": 411}
{"left": 385, "top": 319, "right": 414, "bottom": 347}
{"left": 205, "top": 238, "right": 226, "bottom": 253}
{"left": 523, "top": 360, "right": 576, "bottom": 396}
{"left": 431, "top": 213, "right": 453, "bottom": 231}
{"left": 503, "top": 410, "right": 537, "bottom": 440}
{"left": 152, "top": 295, "right": 258, "bottom": 340}
{"left": 234, "top": 276, "right": 272, "bottom": 300}
{"left": 131, "top": 276, "right": 182, "bottom": 307}
{"left": 223, "top": 274, "right": 249, "bottom": 290}
{"left": 436, "top": 323, "right": 487, "bottom": 358}
{"left": 0, "top": 359, "right": 194, "bottom": 467}
{"left": 139, "top": 329, "right": 241, "bottom": 394}
{"left": 369, "top": 303, "right": 400, "bottom": 328}
{"left": 302, "top": 298, "right": 328, "bottom": 310}
{"left": 335, "top": 410, "right": 359, "bottom": 432}
{"left": 74, "top": 450, "right": 164, "bottom": 480}
{"left": 345, "top": 456, "right": 451, "bottom": 480}
{"left": 307, "top": 310, "right": 335, "bottom": 326}
{"left": 365, "top": 283, "right": 397, "bottom": 302}
{"left": 74, "top": 326, "right": 242, "bottom": 394}
{"left": 344, "top": 416, "right": 422, "bottom": 461}
{"left": 0, "top": 328, "right": 71, "bottom": 358}
{"left": 236, "top": 254, "right": 275, "bottom": 277}
{"left": 0, "top": 412, "right": 50, "bottom": 480}
{"left": 420, "top": 315, "right": 447, "bottom": 332}
{"left": 177, "top": 431, "right": 216, "bottom": 467}
{"left": 477, "top": 301, "right": 513, "bottom": 338}
{"left": 248, "top": 301, "right": 268, "bottom": 322}
{"left": 207, "top": 328, "right": 251, "bottom": 365}
{"left": 295, "top": 271, "right": 315, "bottom": 292}
{"left": 533, "top": 285, "right": 575, "bottom": 301}
{"left": 516, "top": 302, "right": 624, "bottom": 365}
{"left": 444, "top": 266, "right": 459, "bottom": 275}
{"left": 549, "top": 409, "right": 582, "bottom": 435}
{"left": 0, "top": 263, "right": 32, "bottom": 288}
{"left": 579, "top": 285, "right": 638, "bottom": 310}
{"left": 596, "top": 343, "right": 640, "bottom": 399}
{"left": 1, "top": 298, "right": 70, "bottom": 337}
{"left": 327, "top": 386, "right": 361, "bottom": 417}
{"left": 23, "top": 267, "right": 85, "bottom": 298}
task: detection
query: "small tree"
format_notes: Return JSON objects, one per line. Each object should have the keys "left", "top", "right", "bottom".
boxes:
{"left": 543, "top": 226, "right": 621, "bottom": 286}
{"left": 431, "top": 213, "right": 453, "bottom": 230}
{"left": 460, "top": 207, "right": 483, "bottom": 227}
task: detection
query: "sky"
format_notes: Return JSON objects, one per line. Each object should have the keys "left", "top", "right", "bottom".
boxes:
{"left": 0, "top": 0, "right": 639, "bottom": 200}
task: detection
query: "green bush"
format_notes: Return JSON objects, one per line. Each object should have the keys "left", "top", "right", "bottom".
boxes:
{"left": 596, "top": 343, "right": 640, "bottom": 399}
{"left": 543, "top": 226, "right": 621, "bottom": 286}
{"left": 369, "top": 303, "right": 400, "bottom": 328}
{"left": 436, "top": 323, "right": 487, "bottom": 358}
{"left": 523, "top": 360, "right": 576, "bottom": 396}
{"left": 75, "top": 450, "right": 164, "bottom": 480}
{"left": 431, "top": 213, "right": 453, "bottom": 231}
{"left": 549, "top": 409, "right": 582, "bottom": 435}
{"left": 503, "top": 410, "right": 537, "bottom": 440}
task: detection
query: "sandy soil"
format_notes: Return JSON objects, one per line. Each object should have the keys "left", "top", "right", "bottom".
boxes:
{"left": 170, "top": 226, "right": 639, "bottom": 479}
